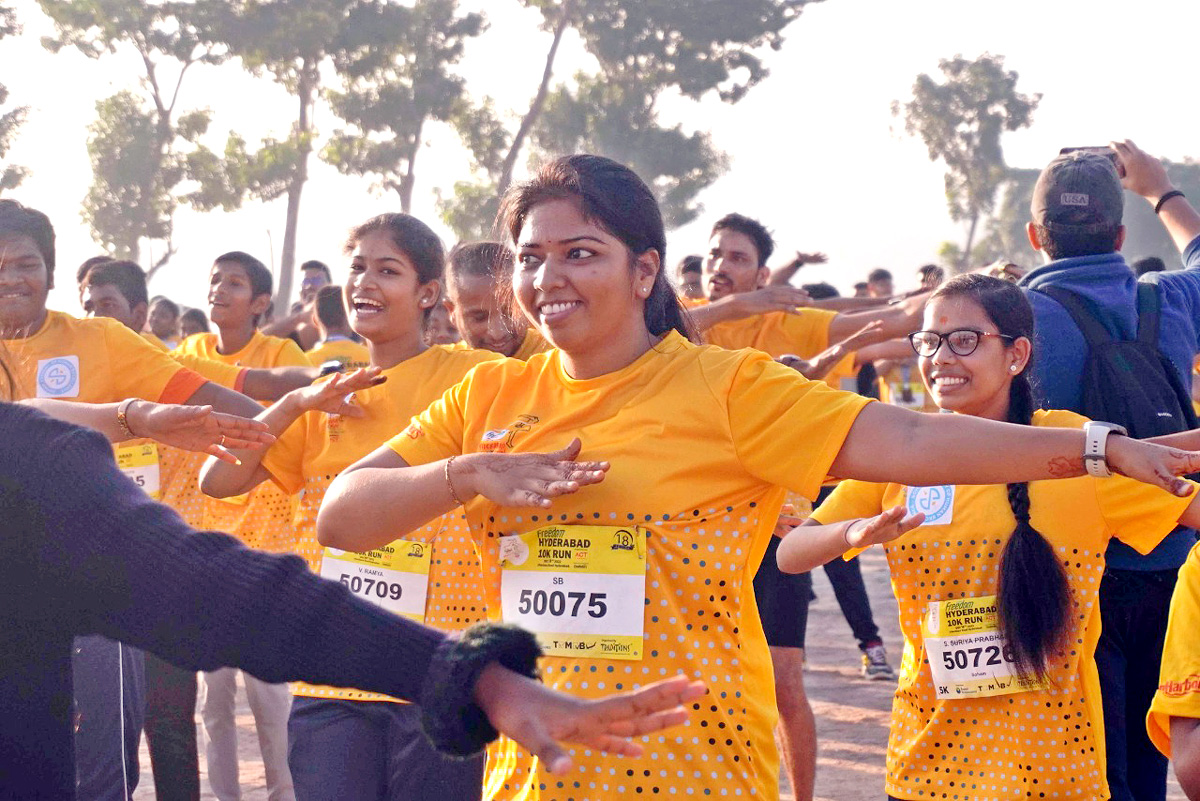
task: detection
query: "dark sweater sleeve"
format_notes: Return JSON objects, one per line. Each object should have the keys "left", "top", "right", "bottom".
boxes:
{"left": 4, "top": 405, "right": 446, "bottom": 700}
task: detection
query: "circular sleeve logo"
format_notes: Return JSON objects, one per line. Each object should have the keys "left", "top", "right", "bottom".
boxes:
{"left": 906, "top": 485, "right": 955, "bottom": 525}
{"left": 36, "top": 356, "right": 80, "bottom": 397}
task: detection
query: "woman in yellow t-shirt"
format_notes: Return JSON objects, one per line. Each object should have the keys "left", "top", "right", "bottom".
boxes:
{"left": 316, "top": 157, "right": 1200, "bottom": 801}
{"left": 778, "top": 274, "right": 1200, "bottom": 801}
{"left": 201, "top": 214, "right": 505, "bottom": 800}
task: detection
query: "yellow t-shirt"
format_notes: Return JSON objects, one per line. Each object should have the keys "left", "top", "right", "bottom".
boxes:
{"left": 140, "top": 330, "right": 249, "bottom": 390}
{"left": 810, "top": 409, "right": 1194, "bottom": 801}
{"left": 2, "top": 311, "right": 205, "bottom": 404}
{"left": 1147, "top": 542, "right": 1200, "bottom": 757}
{"left": 263, "top": 345, "right": 500, "bottom": 702}
{"left": 180, "top": 330, "right": 309, "bottom": 552}
{"left": 307, "top": 337, "right": 371, "bottom": 371}
{"left": 387, "top": 331, "right": 870, "bottom": 801}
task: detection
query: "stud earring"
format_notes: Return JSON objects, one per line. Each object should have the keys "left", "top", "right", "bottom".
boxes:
{"left": 1010, "top": 365, "right": 1018, "bottom": 372}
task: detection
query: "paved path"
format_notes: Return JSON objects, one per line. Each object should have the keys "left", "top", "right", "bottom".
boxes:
{"left": 134, "top": 548, "right": 1186, "bottom": 800}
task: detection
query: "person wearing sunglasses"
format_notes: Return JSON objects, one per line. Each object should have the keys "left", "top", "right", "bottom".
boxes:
{"left": 776, "top": 274, "right": 1200, "bottom": 801}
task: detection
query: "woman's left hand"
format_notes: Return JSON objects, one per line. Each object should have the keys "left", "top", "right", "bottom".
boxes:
{"left": 1105, "top": 435, "right": 1200, "bottom": 497}
{"left": 474, "top": 666, "right": 707, "bottom": 774}
{"left": 128, "top": 401, "right": 275, "bottom": 464}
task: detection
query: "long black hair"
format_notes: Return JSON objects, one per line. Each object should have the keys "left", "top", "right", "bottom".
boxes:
{"left": 498, "top": 154, "right": 697, "bottom": 343}
{"left": 931, "top": 273, "right": 1070, "bottom": 681}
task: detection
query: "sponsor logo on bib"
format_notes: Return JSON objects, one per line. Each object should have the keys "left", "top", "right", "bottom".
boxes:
{"left": 36, "top": 356, "right": 80, "bottom": 398}
{"left": 906, "top": 485, "right": 954, "bottom": 525}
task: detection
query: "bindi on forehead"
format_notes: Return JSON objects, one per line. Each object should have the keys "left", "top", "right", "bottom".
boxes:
{"left": 939, "top": 316, "right": 949, "bottom": 325}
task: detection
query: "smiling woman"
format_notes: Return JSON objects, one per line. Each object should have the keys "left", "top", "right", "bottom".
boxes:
{"left": 315, "top": 155, "right": 1200, "bottom": 801}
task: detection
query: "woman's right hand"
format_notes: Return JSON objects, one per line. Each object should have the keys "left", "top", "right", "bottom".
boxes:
{"left": 845, "top": 506, "right": 925, "bottom": 549}
{"left": 289, "top": 367, "right": 386, "bottom": 417}
{"left": 453, "top": 438, "right": 609, "bottom": 508}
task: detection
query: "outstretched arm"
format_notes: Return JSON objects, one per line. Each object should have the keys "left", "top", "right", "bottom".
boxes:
{"left": 317, "top": 438, "right": 610, "bottom": 552}
{"left": 831, "top": 402, "right": 1200, "bottom": 495}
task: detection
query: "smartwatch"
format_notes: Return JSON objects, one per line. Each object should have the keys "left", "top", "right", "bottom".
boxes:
{"left": 1083, "top": 421, "right": 1128, "bottom": 478}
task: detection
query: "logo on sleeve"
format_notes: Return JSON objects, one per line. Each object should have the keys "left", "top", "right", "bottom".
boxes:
{"left": 481, "top": 414, "right": 540, "bottom": 452}
{"left": 36, "top": 356, "right": 80, "bottom": 398}
{"left": 906, "top": 485, "right": 955, "bottom": 525}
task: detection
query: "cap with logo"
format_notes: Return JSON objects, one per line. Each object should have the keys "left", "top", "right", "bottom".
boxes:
{"left": 1031, "top": 151, "right": 1124, "bottom": 233}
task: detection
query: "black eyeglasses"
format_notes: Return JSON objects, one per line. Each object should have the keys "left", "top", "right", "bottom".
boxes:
{"left": 908, "top": 329, "right": 1015, "bottom": 357}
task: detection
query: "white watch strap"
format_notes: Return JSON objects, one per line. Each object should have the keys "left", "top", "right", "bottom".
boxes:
{"left": 1083, "top": 421, "right": 1128, "bottom": 478}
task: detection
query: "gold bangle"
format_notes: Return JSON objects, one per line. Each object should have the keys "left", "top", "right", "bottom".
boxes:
{"left": 445, "top": 455, "right": 466, "bottom": 507}
{"left": 116, "top": 398, "right": 138, "bottom": 439}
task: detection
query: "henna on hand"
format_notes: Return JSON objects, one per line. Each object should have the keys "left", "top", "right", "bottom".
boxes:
{"left": 1047, "top": 456, "right": 1084, "bottom": 478}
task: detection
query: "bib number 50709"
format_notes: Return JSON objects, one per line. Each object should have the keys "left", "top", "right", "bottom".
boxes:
{"left": 499, "top": 525, "right": 646, "bottom": 660}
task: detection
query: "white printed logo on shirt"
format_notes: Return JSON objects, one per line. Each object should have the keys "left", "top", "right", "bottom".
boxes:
{"left": 906, "top": 485, "right": 955, "bottom": 525}
{"left": 36, "top": 356, "right": 80, "bottom": 398}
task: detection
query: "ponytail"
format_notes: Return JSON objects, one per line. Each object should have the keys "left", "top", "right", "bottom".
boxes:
{"left": 996, "top": 372, "right": 1071, "bottom": 681}
{"left": 644, "top": 269, "right": 699, "bottom": 343}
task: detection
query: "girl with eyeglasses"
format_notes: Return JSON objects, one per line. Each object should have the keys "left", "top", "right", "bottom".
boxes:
{"left": 778, "top": 273, "right": 1200, "bottom": 800}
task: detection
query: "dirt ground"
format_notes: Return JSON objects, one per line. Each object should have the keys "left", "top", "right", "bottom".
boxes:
{"left": 134, "top": 547, "right": 1187, "bottom": 800}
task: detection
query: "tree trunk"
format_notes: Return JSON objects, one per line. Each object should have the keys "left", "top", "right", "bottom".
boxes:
{"left": 277, "top": 60, "right": 317, "bottom": 315}
{"left": 398, "top": 118, "right": 424, "bottom": 213}
{"left": 960, "top": 212, "right": 979, "bottom": 273}
{"left": 496, "top": 0, "right": 573, "bottom": 195}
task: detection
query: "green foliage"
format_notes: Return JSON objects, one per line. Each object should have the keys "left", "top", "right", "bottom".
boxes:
{"left": 37, "top": 0, "right": 231, "bottom": 269}
{"left": 83, "top": 91, "right": 182, "bottom": 259}
{"left": 894, "top": 53, "right": 1040, "bottom": 265}
{"left": 523, "top": 0, "right": 814, "bottom": 102}
{"left": 984, "top": 161, "right": 1200, "bottom": 270}
{"left": 0, "top": 3, "right": 28, "bottom": 194}
{"left": 322, "top": 0, "right": 485, "bottom": 211}
{"left": 532, "top": 75, "right": 727, "bottom": 228}
{"left": 436, "top": 179, "right": 501, "bottom": 241}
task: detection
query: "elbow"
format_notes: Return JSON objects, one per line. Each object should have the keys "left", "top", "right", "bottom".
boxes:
{"left": 315, "top": 488, "right": 351, "bottom": 548}
{"left": 197, "top": 460, "right": 241, "bottom": 500}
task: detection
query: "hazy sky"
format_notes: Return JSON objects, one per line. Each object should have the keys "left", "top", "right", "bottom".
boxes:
{"left": 4, "top": 0, "right": 1198, "bottom": 316}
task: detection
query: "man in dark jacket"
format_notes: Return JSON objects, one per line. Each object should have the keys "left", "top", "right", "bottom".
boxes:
{"left": 1019, "top": 140, "right": 1200, "bottom": 801}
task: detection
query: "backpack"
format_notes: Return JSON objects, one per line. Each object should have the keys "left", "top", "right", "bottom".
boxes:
{"left": 1033, "top": 278, "right": 1199, "bottom": 439}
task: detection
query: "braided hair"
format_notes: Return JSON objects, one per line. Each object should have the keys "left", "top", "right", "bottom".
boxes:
{"left": 931, "top": 274, "right": 1071, "bottom": 681}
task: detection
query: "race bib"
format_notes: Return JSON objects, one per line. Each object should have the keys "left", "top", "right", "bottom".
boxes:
{"left": 906, "top": 485, "right": 954, "bottom": 525}
{"left": 499, "top": 525, "right": 646, "bottom": 660}
{"left": 115, "top": 442, "right": 160, "bottom": 499}
{"left": 319, "top": 541, "right": 431, "bottom": 623}
{"left": 923, "top": 595, "right": 1042, "bottom": 699}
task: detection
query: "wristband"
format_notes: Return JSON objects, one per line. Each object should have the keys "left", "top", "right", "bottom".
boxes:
{"left": 1155, "top": 190, "right": 1185, "bottom": 214}
{"left": 1082, "top": 421, "right": 1128, "bottom": 478}
{"left": 116, "top": 398, "right": 139, "bottom": 439}
{"left": 419, "top": 623, "right": 543, "bottom": 756}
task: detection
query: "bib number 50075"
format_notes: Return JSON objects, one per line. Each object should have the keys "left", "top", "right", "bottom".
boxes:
{"left": 517, "top": 588, "right": 607, "bottom": 618}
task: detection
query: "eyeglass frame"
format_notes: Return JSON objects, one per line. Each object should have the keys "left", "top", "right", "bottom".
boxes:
{"left": 907, "top": 328, "right": 1016, "bottom": 358}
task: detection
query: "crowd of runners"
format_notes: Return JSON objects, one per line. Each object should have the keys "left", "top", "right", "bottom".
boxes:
{"left": 5, "top": 139, "right": 1200, "bottom": 801}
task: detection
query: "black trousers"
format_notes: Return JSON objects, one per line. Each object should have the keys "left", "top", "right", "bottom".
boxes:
{"left": 814, "top": 485, "right": 882, "bottom": 650}
{"left": 1094, "top": 567, "right": 1178, "bottom": 801}
{"left": 143, "top": 652, "right": 200, "bottom": 801}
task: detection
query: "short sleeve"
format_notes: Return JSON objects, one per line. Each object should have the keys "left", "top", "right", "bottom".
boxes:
{"left": 170, "top": 352, "right": 246, "bottom": 389}
{"left": 274, "top": 338, "right": 314, "bottom": 368}
{"left": 1147, "top": 543, "right": 1200, "bottom": 757}
{"left": 387, "top": 374, "right": 472, "bottom": 466}
{"left": 810, "top": 479, "right": 889, "bottom": 525}
{"left": 779, "top": 309, "right": 836, "bottom": 357}
{"left": 262, "top": 414, "right": 311, "bottom": 496}
{"left": 726, "top": 352, "right": 871, "bottom": 500}
{"left": 1096, "top": 473, "right": 1196, "bottom": 555}
{"left": 106, "top": 321, "right": 205, "bottom": 403}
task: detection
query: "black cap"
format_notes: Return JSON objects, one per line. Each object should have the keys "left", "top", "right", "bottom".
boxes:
{"left": 1031, "top": 151, "right": 1123, "bottom": 233}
